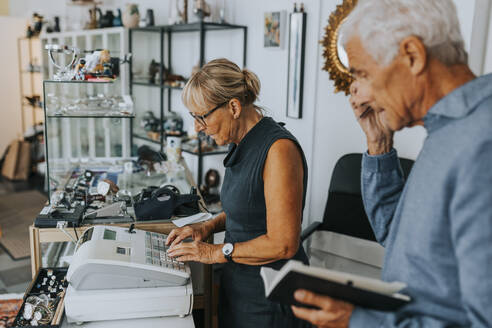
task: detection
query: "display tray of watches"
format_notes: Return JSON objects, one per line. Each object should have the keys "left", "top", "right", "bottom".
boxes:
{"left": 13, "top": 267, "right": 68, "bottom": 327}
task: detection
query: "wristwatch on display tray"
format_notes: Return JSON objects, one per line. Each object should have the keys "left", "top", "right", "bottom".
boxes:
{"left": 222, "top": 243, "right": 234, "bottom": 262}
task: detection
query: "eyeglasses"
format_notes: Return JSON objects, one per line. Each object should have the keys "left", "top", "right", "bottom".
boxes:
{"left": 189, "top": 101, "right": 228, "bottom": 127}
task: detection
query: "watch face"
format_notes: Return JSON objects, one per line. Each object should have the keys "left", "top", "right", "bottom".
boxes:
{"left": 97, "top": 181, "right": 110, "bottom": 196}
{"left": 223, "top": 243, "right": 233, "bottom": 256}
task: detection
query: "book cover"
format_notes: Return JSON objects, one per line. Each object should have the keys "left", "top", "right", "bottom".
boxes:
{"left": 261, "top": 260, "right": 411, "bottom": 312}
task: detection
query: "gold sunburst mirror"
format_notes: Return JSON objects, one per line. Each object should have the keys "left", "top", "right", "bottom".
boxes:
{"left": 321, "top": 0, "right": 358, "bottom": 95}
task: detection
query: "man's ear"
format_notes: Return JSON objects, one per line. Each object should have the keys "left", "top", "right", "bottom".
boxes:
{"left": 229, "top": 99, "right": 242, "bottom": 119}
{"left": 399, "top": 36, "right": 427, "bottom": 75}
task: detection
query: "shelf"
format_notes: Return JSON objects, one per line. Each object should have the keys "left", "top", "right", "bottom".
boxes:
{"left": 133, "top": 133, "right": 162, "bottom": 144}
{"left": 182, "top": 142, "right": 229, "bottom": 156}
{"left": 21, "top": 70, "right": 42, "bottom": 74}
{"left": 22, "top": 104, "right": 43, "bottom": 109}
{"left": 131, "top": 22, "right": 247, "bottom": 33}
{"left": 46, "top": 113, "right": 135, "bottom": 118}
{"left": 132, "top": 80, "right": 184, "bottom": 90}
{"left": 43, "top": 79, "right": 114, "bottom": 84}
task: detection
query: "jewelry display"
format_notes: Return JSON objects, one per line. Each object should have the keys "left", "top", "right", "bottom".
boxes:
{"left": 14, "top": 268, "right": 68, "bottom": 327}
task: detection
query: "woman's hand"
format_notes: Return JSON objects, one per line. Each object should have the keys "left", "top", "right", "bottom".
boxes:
{"left": 165, "top": 221, "right": 213, "bottom": 248}
{"left": 167, "top": 241, "right": 224, "bottom": 264}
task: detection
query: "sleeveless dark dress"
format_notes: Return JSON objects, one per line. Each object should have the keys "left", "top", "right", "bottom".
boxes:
{"left": 219, "top": 117, "right": 311, "bottom": 328}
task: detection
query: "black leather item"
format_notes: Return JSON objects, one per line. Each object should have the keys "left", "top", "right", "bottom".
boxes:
{"left": 134, "top": 185, "right": 200, "bottom": 221}
{"left": 301, "top": 153, "right": 414, "bottom": 243}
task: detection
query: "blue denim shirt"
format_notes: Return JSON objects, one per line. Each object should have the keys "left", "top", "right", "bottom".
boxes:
{"left": 350, "top": 74, "right": 492, "bottom": 327}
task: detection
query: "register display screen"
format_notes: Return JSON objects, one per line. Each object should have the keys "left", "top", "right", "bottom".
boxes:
{"left": 103, "top": 229, "right": 117, "bottom": 240}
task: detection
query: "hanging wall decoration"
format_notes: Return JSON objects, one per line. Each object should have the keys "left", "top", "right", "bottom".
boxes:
{"left": 321, "top": 0, "right": 358, "bottom": 94}
{"left": 286, "top": 7, "right": 307, "bottom": 119}
{"left": 264, "top": 11, "right": 286, "bottom": 48}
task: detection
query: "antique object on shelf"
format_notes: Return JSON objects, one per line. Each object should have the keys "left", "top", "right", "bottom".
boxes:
{"left": 163, "top": 111, "right": 184, "bottom": 136}
{"left": 46, "top": 45, "right": 126, "bottom": 81}
{"left": 45, "top": 44, "right": 81, "bottom": 81}
{"left": 200, "top": 169, "right": 220, "bottom": 204}
{"left": 33, "top": 13, "right": 44, "bottom": 35}
{"left": 46, "top": 16, "right": 61, "bottom": 33}
{"left": 145, "top": 9, "right": 155, "bottom": 27}
{"left": 219, "top": 0, "right": 227, "bottom": 23}
{"left": 99, "top": 9, "right": 114, "bottom": 28}
{"left": 148, "top": 59, "right": 169, "bottom": 84}
{"left": 140, "top": 110, "right": 160, "bottom": 132}
{"left": 122, "top": 3, "right": 140, "bottom": 28}
{"left": 193, "top": 0, "right": 211, "bottom": 21}
{"left": 113, "top": 8, "right": 123, "bottom": 27}
{"left": 85, "top": 6, "right": 99, "bottom": 29}
{"left": 166, "top": 136, "right": 182, "bottom": 162}
{"left": 321, "top": 0, "right": 357, "bottom": 94}
{"left": 177, "top": 0, "right": 188, "bottom": 24}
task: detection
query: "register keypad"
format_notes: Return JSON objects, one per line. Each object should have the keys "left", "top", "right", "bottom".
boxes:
{"left": 145, "top": 231, "right": 186, "bottom": 271}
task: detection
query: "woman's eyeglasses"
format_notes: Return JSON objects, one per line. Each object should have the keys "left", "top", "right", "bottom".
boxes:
{"left": 189, "top": 101, "right": 228, "bottom": 127}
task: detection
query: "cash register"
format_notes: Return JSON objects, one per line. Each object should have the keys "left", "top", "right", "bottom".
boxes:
{"left": 65, "top": 225, "right": 193, "bottom": 323}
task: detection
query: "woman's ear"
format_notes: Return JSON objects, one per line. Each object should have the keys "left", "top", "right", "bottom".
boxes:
{"left": 229, "top": 99, "right": 242, "bottom": 119}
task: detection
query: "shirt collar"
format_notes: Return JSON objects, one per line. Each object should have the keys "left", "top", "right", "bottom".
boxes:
{"left": 423, "top": 73, "right": 492, "bottom": 132}
{"left": 223, "top": 117, "right": 269, "bottom": 167}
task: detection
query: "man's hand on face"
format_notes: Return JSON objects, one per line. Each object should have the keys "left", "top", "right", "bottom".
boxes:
{"left": 349, "top": 80, "right": 394, "bottom": 155}
{"left": 291, "top": 289, "right": 354, "bottom": 328}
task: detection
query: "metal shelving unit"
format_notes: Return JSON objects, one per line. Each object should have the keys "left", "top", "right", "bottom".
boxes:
{"left": 129, "top": 21, "right": 247, "bottom": 187}
{"left": 18, "top": 36, "right": 43, "bottom": 133}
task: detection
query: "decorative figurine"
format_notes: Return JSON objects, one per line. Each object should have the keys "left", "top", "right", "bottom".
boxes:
{"left": 99, "top": 9, "right": 114, "bottom": 28}
{"left": 163, "top": 111, "right": 184, "bottom": 136}
{"left": 53, "top": 16, "right": 61, "bottom": 32}
{"left": 122, "top": 3, "right": 140, "bottom": 28}
{"left": 141, "top": 111, "right": 160, "bottom": 132}
{"left": 177, "top": 0, "right": 188, "bottom": 24}
{"left": 74, "top": 59, "right": 87, "bottom": 80}
{"left": 113, "top": 9, "right": 123, "bottom": 27}
{"left": 145, "top": 9, "right": 155, "bottom": 26}
{"left": 26, "top": 26, "right": 33, "bottom": 38}
{"left": 148, "top": 59, "right": 169, "bottom": 84}
{"left": 85, "top": 7, "right": 99, "bottom": 29}
{"left": 33, "top": 13, "right": 44, "bottom": 35}
{"left": 200, "top": 169, "right": 221, "bottom": 203}
{"left": 193, "top": 0, "right": 211, "bottom": 21}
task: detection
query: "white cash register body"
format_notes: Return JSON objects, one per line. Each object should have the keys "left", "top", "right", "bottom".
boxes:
{"left": 65, "top": 225, "right": 193, "bottom": 323}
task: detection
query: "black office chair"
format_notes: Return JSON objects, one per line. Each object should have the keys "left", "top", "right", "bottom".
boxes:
{"left": 301, "top": 153, "right": 414, "bottom": 243}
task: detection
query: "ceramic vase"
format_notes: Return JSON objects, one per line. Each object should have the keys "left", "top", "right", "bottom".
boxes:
{"left": 122, "top": 4, "right": 140, "bottom": 28}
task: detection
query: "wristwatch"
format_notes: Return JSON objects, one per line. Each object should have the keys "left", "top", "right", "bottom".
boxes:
{"left": 222, "top": 243, "right": 234, "bottom": 262}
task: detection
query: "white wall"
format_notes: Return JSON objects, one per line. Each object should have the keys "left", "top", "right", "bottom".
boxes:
{"left": 8, "top": 0, "right": 489, "bottom": 225}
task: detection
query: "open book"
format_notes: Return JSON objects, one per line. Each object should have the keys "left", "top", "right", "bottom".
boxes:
{"left": 260, "top": 260, "right": 411, "bottom": 312}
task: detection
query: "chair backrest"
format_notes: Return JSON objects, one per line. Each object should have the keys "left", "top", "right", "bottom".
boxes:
{"left": 320, "top": 153, "right": 414, "bottom": 242}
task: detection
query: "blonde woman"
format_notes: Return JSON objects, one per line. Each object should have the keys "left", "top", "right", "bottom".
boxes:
{"left": 166, "top": 58, "right": 311, "bottom": 327}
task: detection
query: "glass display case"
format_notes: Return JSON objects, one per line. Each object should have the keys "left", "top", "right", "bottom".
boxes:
{"left": 41, "top": 80, "right": 192, "bottom": 227}
{"left": 43, "top": 80, "right": 134, "bottom": 199}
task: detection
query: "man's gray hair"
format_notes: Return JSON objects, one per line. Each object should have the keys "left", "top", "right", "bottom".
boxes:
{"left": 340, "top": 0, "right": 468, "bottom": 66}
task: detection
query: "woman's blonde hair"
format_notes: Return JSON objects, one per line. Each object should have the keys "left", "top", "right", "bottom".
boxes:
{"left": 182, "top": 58, "right": 261, "bottom": 112}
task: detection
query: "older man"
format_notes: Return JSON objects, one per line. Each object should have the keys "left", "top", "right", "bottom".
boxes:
{"left": 292, "top": 0, "right": 492, "bottom": 327}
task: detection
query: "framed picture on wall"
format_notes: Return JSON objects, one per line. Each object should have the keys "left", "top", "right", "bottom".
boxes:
{"left": 286, "top": 11, "right": 307, "bottom": 119}
{"left": 264, "top": 11, "right": 286, "bottom": 48}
